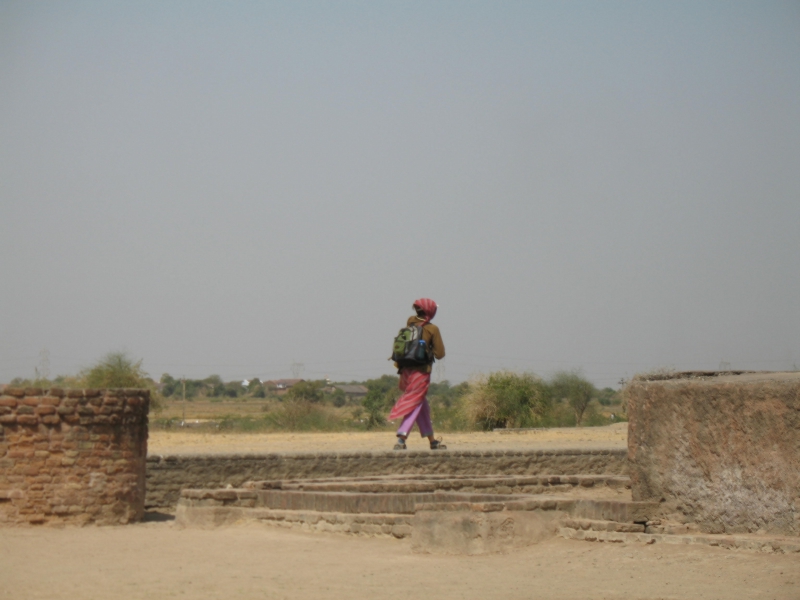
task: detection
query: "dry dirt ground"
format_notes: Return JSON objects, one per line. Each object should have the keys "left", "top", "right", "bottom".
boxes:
{"left": 2, "top": 523, "right": 797, "bottom": 600}
{"left": 147, "top": 423, "right": 629, "bottom": 455}
{"left": 2, "top": 424, "right": 798, "bottom": 600}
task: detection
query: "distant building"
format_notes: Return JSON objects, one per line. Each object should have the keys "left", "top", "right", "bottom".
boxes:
{"left": 335, "top": 385, "right": 368, "bottom": 399}
{"left": 264, "top": 379, "right": 304, "bottom": 391}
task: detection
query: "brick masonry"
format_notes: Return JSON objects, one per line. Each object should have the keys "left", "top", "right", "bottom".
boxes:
{"left": 145, "top": 448, "right": 627, "bottom": 509}
{"left": 0, "top": 388, "right": 149, "bottom": 526}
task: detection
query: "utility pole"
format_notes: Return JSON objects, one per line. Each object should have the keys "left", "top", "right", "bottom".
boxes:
{"left": 38, "top": 348, "right": 50, "bottom": 382}
{"left": 181, "top": 377, "right": 186, "bottom": 425}
{"left": 291, "top": 361, "right": 304, "bottom": 379}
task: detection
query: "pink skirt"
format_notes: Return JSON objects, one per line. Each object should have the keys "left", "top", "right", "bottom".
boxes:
{"left": 388, "top": 369, "right": 431, "bottom": 420}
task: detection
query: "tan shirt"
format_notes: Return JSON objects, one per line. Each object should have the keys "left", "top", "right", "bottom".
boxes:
{"left": 396, "top": 316, "right": 445, "bottom": 374}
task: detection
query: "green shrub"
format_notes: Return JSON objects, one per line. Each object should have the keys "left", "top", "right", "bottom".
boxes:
{"left": 582, "top": 401, "right": 610, "bottom": 426}
{"left": 263, "top": 400, "right": 344, "bottom": 431}
{"left": 538, "top": 401, "right": 577, "bottom": 427}
{"left": 285, "top": 380, "right": 324, "bottom": 403}
{"left": 362, "top": 388, "right": 389, "bottom": 429}
{"left": 80, "top": 351, "right": 163, "bottom": 412}
{"left": 549, "top": 370, "right": 597, "bottom": 426}
{"left": 331, "top": 388, "right": 347, "bottom": 407}
{"left": 464, "top": 371, "right": 551, "bottom": 430}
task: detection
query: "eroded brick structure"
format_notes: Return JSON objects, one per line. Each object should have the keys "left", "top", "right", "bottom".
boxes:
{"left": 626, "top": 371, "right": 800, "bottom": 536}
{"left": 0, "top": 388, "right": 149, "bottom": 526}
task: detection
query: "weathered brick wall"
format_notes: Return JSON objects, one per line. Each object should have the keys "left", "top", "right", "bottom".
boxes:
{"left": 145, "top": 448, "right": 627, "bottom": 508}
{"left": 0, "top": 388, "right": 149, "bottom": 526}
{"left": 627, "top": 372, "right": 800, "bottom": 536}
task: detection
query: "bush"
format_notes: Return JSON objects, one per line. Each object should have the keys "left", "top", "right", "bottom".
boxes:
{"left": 81, "top": 352, "right": 148, "bottom": 388}
{"left": 285, "top": 380, "right": 324, "bottom": 403}
{"left": 537, "top": 401, "right": 577, "bottom": 427}
{"left": 80, "top": 351, "right": 163, "bottom": 412}
{"left": 263, "top": 401, "right": 343, "bottom": 431}
{"left": 362, "top": 388, "right": 388, "bottom": 429}
{"left": 429, "top": 381, "right": 470, "bottom": 431}
{"left": 464, "top": 371, "right": 551, "bottom": 430}
{"left": 331, "top": 388, "right": 347, "bottom": 407}
{"left": 549, "top": 370, "right": 597, "bottom": 426}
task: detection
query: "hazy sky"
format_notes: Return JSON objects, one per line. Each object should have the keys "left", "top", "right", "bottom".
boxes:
{"left": 2, "top": 1, "right": 799, "bottom": 388}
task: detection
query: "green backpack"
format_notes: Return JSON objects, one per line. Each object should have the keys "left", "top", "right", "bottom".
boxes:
{"left": 391, "top": 324, "right": 432, "bottom": 367}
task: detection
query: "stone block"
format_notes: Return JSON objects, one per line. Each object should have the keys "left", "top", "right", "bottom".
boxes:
{"left": 412, "top": 508, "right": 561, "bottom": 554}
{"left": 0, "top": 398, "right": 18, "bottom": 408}
{"left": 627, "top": 371, "right": 800, "bottom": 536}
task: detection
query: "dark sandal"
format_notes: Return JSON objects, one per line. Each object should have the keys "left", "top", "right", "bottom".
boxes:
{"left": 430, "top": 438, "right": 447, "bottom": 450}
{"left": 393, "top": 437, "right": 407, "bottom": 450}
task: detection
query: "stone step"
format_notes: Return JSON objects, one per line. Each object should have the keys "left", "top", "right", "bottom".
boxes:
{"left": 561, "top": 518, "right": 646, "bottom": 533}
{"left": 559, "top": 527, "right": 800, "bottom": 554}
{"left": 247, "top": 474, "right": 631, "bottom": 495}
{"left": 175, "top": 502, "right": 412, "bottom": 538}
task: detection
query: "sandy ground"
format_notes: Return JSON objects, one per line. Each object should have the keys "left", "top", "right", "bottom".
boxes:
{"left": 3, "top": 424, "right": 797, "bottom": 600}
{"left": 1, "top": 522, "right": 797, "bottom": 600}
{"left": 148, "top": 423, "right": 629, "bottom": 455}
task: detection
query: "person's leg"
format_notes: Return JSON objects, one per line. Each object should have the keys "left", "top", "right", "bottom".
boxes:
{"left": 390, "top": 369, "right": 432, "bottom": 449}
{"left": 415, "top": 399, "right": 433, "bottom": 438}
{"left": 397, "top": 402, "right": 424, "bottom": 439}
{"left": 415, "top": 399, "right": 446, "bottom": 449}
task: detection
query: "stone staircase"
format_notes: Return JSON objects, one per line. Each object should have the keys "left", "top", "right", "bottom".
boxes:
{"left": 175, "top": 472, "right": 799, "bottom": 555}
{"left": 175, "top": 474, "right": 655, "bottom": 552}
{"left": 559, "top": 517, "right": 800, "bottom": 553}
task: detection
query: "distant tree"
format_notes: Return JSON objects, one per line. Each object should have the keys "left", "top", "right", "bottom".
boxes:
{"left": 596, "top": 387, "right": 620, "bottom": 406}
{"left": 247, "top": 378, "right": 266, "bottom": 398}
{"left": 362, "top": 388, "right": 388, "bottom": 429}
{"left": 285, "top": 380, "right": 324, "bottom": 403}
{"left": 428, "top": 380, "right": 469, "bottom": 409}
{"left": 363, "top": 375, "right": 399, "bottom": 396}
{"left": 550, "top": 370, "right": 597, "bottom": 426}
{"left": 222, "top": 381, "right": 241, "bottom": 398}
{"left": 203, "top": 375, "right": 225, "bottom": 397}
{"left": 160, "top": 374, "right": 179, "bottom": 397}
{"left": 464, "top": 371, "right": 551, "bottom": 430}
{"left": 330, "top": 388, "right": 347, "bottom": 407}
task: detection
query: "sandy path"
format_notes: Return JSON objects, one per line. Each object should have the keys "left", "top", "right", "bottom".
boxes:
{"left": 1, "top": 522, "right": 797, "bottom": 600}
{"left": 3, "top": 425, "right": 798, "bottom": 599}
{"left": 148, "top": 423, "right": 629, "bottom": 455}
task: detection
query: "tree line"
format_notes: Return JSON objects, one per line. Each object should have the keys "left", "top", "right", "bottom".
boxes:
{"left": 8, "top": 352, "right": 624, "bottom": 430}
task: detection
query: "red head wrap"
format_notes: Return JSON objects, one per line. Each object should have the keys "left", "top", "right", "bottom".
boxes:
{"left": 412, "top": 298, "right": 438, "bottom": 325}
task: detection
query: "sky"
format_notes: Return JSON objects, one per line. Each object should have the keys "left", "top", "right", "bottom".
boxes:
{"left": 1, "top": 1, "right": 799, "bottom": 388}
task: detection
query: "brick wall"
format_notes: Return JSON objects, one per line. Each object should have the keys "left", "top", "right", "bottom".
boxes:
{"left": 145, "top": 448, "right": 627, "bottom": 508}
{"left": 0, "top": 388, "right": 149, "bottom": 526}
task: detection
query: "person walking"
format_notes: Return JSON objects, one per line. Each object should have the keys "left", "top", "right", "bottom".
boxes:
{"left": 388, "top": 298, "right": 446, "bottom": 450}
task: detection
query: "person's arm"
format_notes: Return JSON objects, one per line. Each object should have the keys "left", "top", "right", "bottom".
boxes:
{"left": 432, "top": 329, "right": 445, "bottom": 360}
